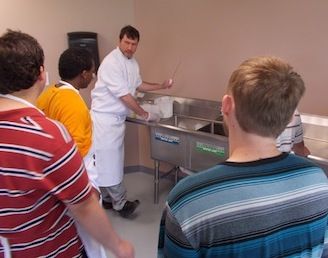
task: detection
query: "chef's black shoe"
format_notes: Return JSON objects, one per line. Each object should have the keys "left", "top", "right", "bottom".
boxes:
{"left": 102, "top": 200, "right": 113, "bottom": 209}
{"left": 118, "top": 200, "right": 140, "bottom": 218}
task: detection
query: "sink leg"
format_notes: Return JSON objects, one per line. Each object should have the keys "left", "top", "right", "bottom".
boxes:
{"left": 154, "top": 160, "right": 160, "bottom": 204}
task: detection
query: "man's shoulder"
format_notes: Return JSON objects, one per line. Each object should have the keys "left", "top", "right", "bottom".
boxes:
{"left": 285, "top": 153, "right": 321, "bottom": 168}
{"left": 30, "top": 111, "right": 73, "bottom": 146}
{"left": 37, "top": 86, "right": 84, "bottom": 116}
{"left": 54, "top": 87, "right": 81, "bottom": 100}
{"left": 2, "top": 108, "right": 73, "bottom": 153}
{"left": 99, "top": 48, "right": 125, "bottom": 71}
{"left": 104, "top": 48, "right": 121, "bottom": 62}
{"left": 167, "top": 165, "right": 227, "bottom": 205}
{"left": 37, "top": 84, "right": 58, "bottom": 106}
{"left": 166, "top": 154, "right": 327, "bottom": 206}
{"left": 38, "top": 84, "right": 57, "bottom": 98}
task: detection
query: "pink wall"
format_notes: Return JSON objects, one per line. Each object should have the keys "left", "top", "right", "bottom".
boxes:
{"left": 0, "top": 0, "right": 135, "bottom": 107}
{"left": 135, "top": 0, "right": 328, "bottom": 116}
{"left": 0, "top": 0, "right": 141, "bottom": 167}
{"left": 1, "top": 1, "right": 327, "bottom": 170}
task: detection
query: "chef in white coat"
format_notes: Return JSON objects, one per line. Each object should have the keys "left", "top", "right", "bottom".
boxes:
{"left": 91, "top": 25, "right": 173, "bottom": 218}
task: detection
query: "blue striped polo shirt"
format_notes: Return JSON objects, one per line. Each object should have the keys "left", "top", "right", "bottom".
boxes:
{"left": 158, "top": 153, "right": 328, "bottom": 258}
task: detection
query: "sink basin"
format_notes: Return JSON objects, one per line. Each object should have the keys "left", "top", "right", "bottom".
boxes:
{"left": 197, "top": 122, "right": 226, "bottom": 136}
{"left": 159, "top": 116, "right": 209, "bottom": 131}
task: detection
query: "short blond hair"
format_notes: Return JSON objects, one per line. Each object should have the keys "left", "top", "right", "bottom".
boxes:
{"left": 227, "top": 56, "right": 305, "bottom": 138}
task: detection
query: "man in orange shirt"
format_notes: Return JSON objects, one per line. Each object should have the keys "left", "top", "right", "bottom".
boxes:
{"left": 37, "top": 48, "right": 98, "bottom": 187}
{"left": 37, "top": 48, "right": 94, "bottom": 155}
{"left": 37, "top": 47, "right": 107, "bottom": 257}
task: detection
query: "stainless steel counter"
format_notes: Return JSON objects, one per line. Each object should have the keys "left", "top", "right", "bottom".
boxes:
{"left": 301, "top": 113, "right": 328, "bottom": 173}
{"left": 127, "top": 93, "right": 328, "bottom": 203}
{"left": 127, "top": 93, "right": 228, "bottom": 203}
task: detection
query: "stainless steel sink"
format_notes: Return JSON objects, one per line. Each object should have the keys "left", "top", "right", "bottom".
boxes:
{"left": 197, "top": 121, "right": 226, "bottom": 136}
{"left": 150, "top": 114, "right": 229, "bottom": 203}
{"left": 128, "top": 92, "right": 229, "bottom": 203}
{"left": 158, "top": 113, "right": 226, "bottom": 136}
{"left": 159, "top": 115, "right": 211, "bottom": 131}
{"left": 128, "top": 93, "right": 328, "bottom": 204}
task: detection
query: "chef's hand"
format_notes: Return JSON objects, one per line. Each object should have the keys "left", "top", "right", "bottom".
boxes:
{"left": 161, "top": 79, "right": 173, "bottom": 89}
{"left": 136, "top": 111, "right": 161, "bottom": 122}
{"left": 146, "top": 112, "right": 161, "bottom": 122}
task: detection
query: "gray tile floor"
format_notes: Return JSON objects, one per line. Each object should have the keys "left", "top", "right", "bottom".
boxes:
{"left": 104, "top": 172, "right": 174, "bottom": 258}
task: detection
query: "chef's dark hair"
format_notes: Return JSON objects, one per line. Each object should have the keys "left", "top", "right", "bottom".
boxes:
{"left": 119, "top": 25, "right": 140, "bottom": 42}
{"left": 59, "top": 47, "right": 94, "bottom": 80}
{"left": 0, "top": 29, "right": 44, "bottom": 94}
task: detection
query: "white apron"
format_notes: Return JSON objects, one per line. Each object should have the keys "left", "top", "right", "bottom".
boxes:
{"left": 83, "top": 145, "right": 99, "bottom": 191}
{"left": 91, "top": 111, "right": 126, "bottom": 187}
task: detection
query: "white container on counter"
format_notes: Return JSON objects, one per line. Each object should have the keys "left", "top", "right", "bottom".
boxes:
{"left": 140, "top": 103, "right": 162, "bottom": 117}
{"left": 154, "top": 96, "right": 173, "bottom": 118}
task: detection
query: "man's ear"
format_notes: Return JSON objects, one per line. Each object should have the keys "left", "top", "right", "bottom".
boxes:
{"left": 221, "top": 94, "right": 234, "bottom": 116}
{"left": 81, "top": 70, "right": 88, "bottom": 79}
{"left": 38, "top": 66, "right": 46, "bottom": 84}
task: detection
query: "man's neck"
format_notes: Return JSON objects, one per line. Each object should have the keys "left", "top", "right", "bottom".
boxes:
{"left": 227, "top": 131, "right": 281, "bottom": 162}
{"left": 59, "top": 79, "right": 80, "bottom": 90}
{"left": 0, "top": 88, "right": 38, "bottom": 111}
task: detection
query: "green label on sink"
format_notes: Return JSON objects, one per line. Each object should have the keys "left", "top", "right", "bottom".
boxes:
{"left": 195, "top": 142, "right": 225, "bottom": 157}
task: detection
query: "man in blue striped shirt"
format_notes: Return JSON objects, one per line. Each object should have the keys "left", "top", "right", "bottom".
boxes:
{"left": 158, "top": 56, "right": 328, "bottom": 258}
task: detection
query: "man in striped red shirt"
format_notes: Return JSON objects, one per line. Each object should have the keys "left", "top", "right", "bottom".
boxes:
{"left": 0, "top": 30, "right": 134, "bottom": 258}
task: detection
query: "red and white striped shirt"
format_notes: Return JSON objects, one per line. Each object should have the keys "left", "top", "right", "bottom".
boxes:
{"left": 0, "top": 107, "right": 92, "bottom": 257}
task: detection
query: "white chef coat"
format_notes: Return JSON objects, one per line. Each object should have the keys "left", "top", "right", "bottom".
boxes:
{"left": 90, "top": 47, "right": 142, "bottom": 186}
{"left": 91, "top": 47, "right": 142, "bottom": 115}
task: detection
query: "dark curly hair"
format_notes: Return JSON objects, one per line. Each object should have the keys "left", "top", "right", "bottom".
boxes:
{"left": 0, "top": 29, "right": 44, "bottom": 94}
{"left": 58, "top": 47, "right": 94, "bottom": 80}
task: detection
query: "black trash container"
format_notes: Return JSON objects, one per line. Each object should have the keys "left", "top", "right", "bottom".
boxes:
{"left": 67, "top": 31, "right": 100, "bottom": 71}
